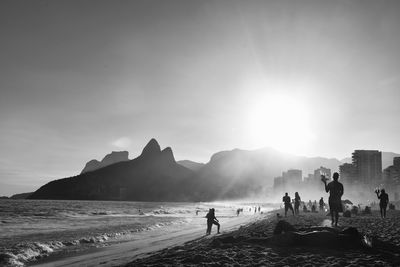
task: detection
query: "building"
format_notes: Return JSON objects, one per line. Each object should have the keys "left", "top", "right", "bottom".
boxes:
{"left": 273, "top": 169, "right": 302, "bottom": 190}
{"left": 282, "top": 169, "right": 302, "bottom": 185}
{"left": 383, "top": 157, "right": 400, "bottom": 186}
{"left": 339, "top": 163, "right": 357, "bottom": 184}
{"left": 352, "top": 150, "right": 382, "bottom": 185}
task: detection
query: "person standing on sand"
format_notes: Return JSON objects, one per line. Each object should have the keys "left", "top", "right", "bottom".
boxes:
{"left": 322, "top": 172, "right": 344, "bottom": 227}
{"left": 319, "top": 197, "right": 325, "bottom": 212}
{"left": 375, "top": 189, "right": 389, "bottom": 218}
{"left": 206, "top": 208, "right": 220, "bottom": 234}
{"left": 294, "top": 192, "right": 301, "bottom": 215}
{"left": 282, "top": 192, "right": 294, "bottom": 216}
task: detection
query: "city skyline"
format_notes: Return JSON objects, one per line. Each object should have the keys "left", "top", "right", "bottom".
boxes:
{"left": 1, "top": 0, "right": 400, "bottom": 194}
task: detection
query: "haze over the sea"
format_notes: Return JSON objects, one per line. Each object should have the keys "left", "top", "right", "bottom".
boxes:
{"left": 1, "top": 0, "right": 400, "bottom": 195}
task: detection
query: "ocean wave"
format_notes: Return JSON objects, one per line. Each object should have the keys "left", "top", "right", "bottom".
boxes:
{"left": 0, "top": 241, "right": 64, "bottom": 267}
{"left": 0, "top": 218, "right": 190, "bottom": 266}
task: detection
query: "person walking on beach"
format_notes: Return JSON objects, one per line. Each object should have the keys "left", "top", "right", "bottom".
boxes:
{"left": 375, "top": 189, "right": 389, "bottom": 218}
{"left": 294, "top": 192, "right": 301, "bottom": 215}
{"left": 322, "top": 172, "right": 344, "bottom": 227}
{"left": 319, "top": 197, "right": 325, "bottom": 212}
{"left": 282, "top": 192, "right": 294, "bottom": 216}
{"left": 205, "top": 208, "right": 220, "bottom": 234}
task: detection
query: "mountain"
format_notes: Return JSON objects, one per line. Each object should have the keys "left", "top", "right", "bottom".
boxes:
{"left": 30, "top": 139, "right": 197, "bottom": 201}
{"left": 29, "top": 138, "right": 400, "bottom": 201}
{"left": 192, "top": 147, "right": 343, "bottom": 200}
{"left": 29, "top": 142, "right": 346, "bottom": 201}
{"left": 81, "top": 151, "right": 129, "bottom": 174}
{"left": 10, "top": 192, "right": 33, "bottom": 199}
{"left": 177, "top": 160, "right": 205, "bottom": 171}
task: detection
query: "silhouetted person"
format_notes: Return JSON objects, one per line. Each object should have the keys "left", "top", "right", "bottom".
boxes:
{"left": 303, "top": 205, "right": 308, "bottom": 213}
{"left": 236, "top": 208, "right": 240, "bottom": 216}
{"left": 258, "top": 206, "right": 261, "bottom": 213}
{"left": 205, "top": 209, "right": 212, "bottom": 234}
{"left": 319, "top": 197, "right": 325, "bottom": 212}
{"left": 206, "top": 208, "right": 220, "bottom": 234}
{"left": 375, "top": 189, "right": 389, "bottom": 218}
{"left": 282, "top": 192, "right": 294, "bottom": 216}
{"left": 311, "top": 204, "right": 316, "bottom": 213}
{"left": 254, "top": 206, "right": 257, "bottom": 214}
{"left": 294, "top": 192, "right": 301, "bottom": 215}
{"left": 322, "top": 172, "right": 344, "bottom": 226}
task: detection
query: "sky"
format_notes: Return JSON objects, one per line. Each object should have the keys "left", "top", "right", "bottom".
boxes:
{"left": 1, "top": 0, "right": 400, "bottom": 195}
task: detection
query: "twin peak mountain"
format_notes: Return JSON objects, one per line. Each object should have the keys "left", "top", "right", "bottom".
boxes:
{"left": 80, "top": 139, "right": 175, "bottom": 174}
{"left": 30, "top": 139, "right": 200, "bottom": 201}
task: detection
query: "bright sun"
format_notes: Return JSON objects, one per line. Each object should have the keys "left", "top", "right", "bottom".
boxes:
{"left": 244, "top": 93, "right": 315, "bottom": 154}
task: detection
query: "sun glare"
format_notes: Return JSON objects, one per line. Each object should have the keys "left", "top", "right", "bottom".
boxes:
{"left": 245, "top": 93, "right": 315, "bottom": 154}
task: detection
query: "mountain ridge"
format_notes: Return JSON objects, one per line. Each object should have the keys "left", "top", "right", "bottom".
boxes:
{"left": 30, "top": 139, "right": 196, "bottom": 201}
{"left": 81, "top": 151, "right": 129, "bottom": 174}
{"left": 29, "top": 139, "right": 400, "bottom": 201}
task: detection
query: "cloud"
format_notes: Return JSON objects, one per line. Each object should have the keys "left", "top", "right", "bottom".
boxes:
{"left": 111, "top": 137, "right": 132, "bottom": 149}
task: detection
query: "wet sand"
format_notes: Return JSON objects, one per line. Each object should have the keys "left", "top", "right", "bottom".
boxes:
{"left": 32, "top": 210, "right": 262, "bottom": 267}
{"left": 126, "top": 210, "right": 400, "bottom": 266}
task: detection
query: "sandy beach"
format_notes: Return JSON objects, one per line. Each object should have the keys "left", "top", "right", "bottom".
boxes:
{"left": 31, "top": 208, "right": 263, "bottom": 267}
{"left": 126, "top": 210, "right": 400, "bottom": 266}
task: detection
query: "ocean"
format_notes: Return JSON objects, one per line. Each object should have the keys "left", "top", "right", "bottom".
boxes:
{"left": 0, "top": 199, "right": 272, "bottom": 266}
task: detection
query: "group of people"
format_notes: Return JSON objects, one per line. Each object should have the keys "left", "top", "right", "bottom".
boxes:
{"left": 205, "top": 172, "right": 391, "bottom": 235}
{"left": 283, "top": 193, "right": 326, "bottom": 216}
{"left": 282, "top": 172, "right": 391, "bottom": 226}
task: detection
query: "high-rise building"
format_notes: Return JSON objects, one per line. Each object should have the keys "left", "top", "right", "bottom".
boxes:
{"left": 383, "top": 157, "right": 400, "bottom": 186}
{"left": 282, "top": 169, "right": 302, "bottom": 184}
{"left": 339, "top": 163, "right": 357, "bottom": 184}
{"left": 352, "top": 150, "right": 382, "bottom": 185}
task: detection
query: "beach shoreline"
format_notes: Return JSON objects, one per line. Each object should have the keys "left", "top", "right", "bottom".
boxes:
{"left": 30, "top": 207, "right": 266, "bottom": 267}
{"left": 127, "top": 209, "right": 400, "bottom": 266}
